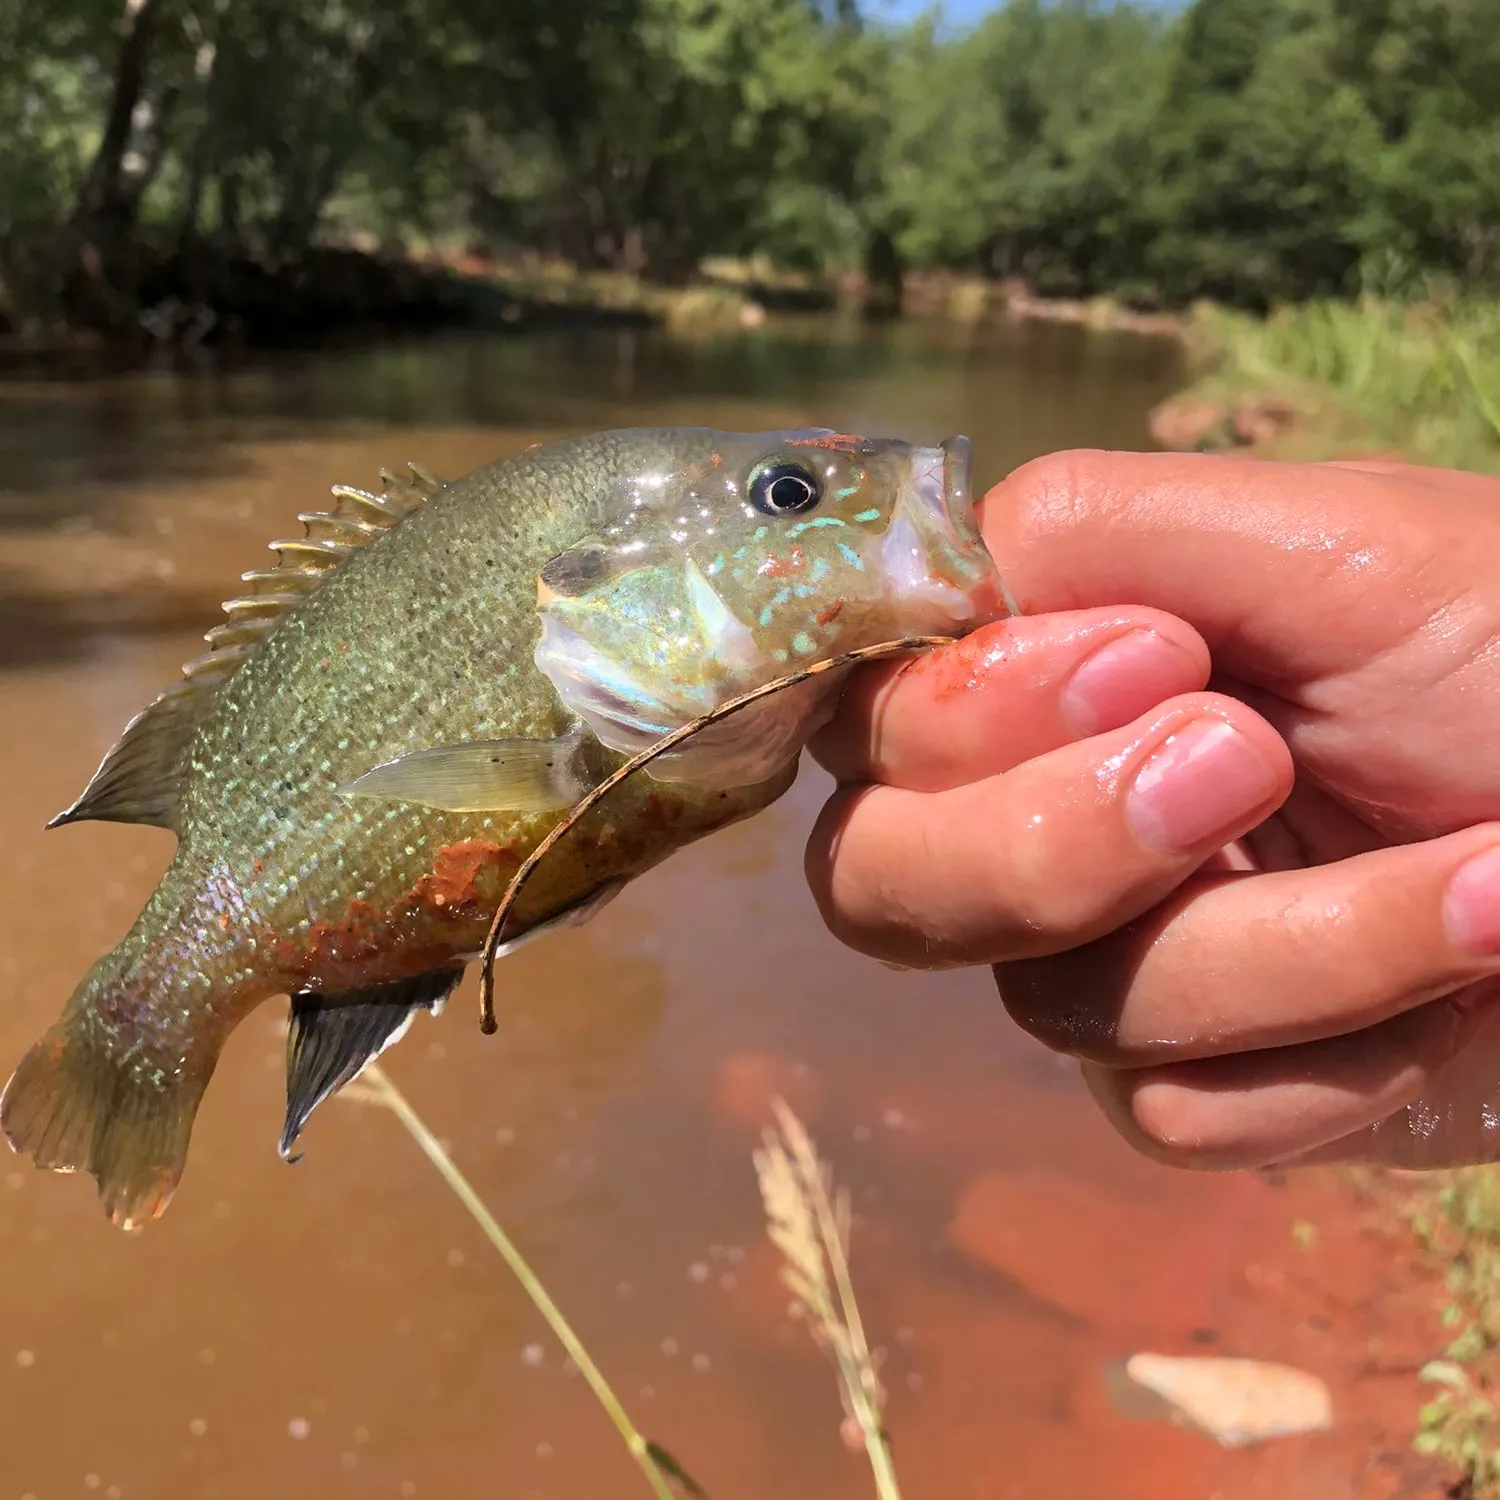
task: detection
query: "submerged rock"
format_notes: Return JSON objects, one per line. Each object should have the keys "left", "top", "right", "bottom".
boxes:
{"left": 1230, "top": 392, "right": 1300, "bottom": 446}
{"left": 1120, "top": 1353, "right": 1333, "bottom": 1447}
{"left": 1149, "top": 396, "right": 1229, "bottom": 451}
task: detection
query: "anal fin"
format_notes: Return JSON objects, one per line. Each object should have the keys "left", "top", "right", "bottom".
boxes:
{"left": 280, "top": 969, "right": 460, "bottom": 1162}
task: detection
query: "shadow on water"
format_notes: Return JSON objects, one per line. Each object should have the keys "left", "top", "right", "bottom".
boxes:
{"left": 0, "top": 568, "right": 226, "bottom": 669}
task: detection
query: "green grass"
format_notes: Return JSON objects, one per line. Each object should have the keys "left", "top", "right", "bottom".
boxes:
{"left": 1185, "top": 296, "right": 1500, "bottom": 474}
{"left": 1406, "top": 1169, "right": 1500, "bottom": 1494}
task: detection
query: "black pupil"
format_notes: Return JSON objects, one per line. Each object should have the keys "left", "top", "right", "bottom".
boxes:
{"left": 770, "top": 474, "right": 811, "bottom": 508}
{"left": 755, "top": 463, "right": 820, "bottom": 515}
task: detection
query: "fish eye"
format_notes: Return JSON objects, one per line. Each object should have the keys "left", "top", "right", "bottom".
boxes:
{"left": 749, "top": 461, "right": 822, "bottom": 517}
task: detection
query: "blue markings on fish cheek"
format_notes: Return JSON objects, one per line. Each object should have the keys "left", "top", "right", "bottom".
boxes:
{"left": 837, "top": 542, "right": 864, "bottom": 570}
{"left": 758, "top": 605, "right": 775, "bottom": 628}
{"left": 787, "top": 516, "right": 845, "bottom": 539}
{"left": 772, "top": 648, "right": 789, "bottom": 663}
{"left": 792, "top": 632, "right": 817, "bottom": 656}
{"left": 852, "top": 507, "right": 882, "bottom": 523}
{"left": 811, "top": 557, "right": 830, "bottom": 583}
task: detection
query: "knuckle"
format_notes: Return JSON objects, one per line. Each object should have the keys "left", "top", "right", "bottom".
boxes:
{"left": 985, "top": 812, "right": 1106, "bottom": 948}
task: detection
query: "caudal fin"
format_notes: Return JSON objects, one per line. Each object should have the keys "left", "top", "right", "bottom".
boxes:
{"left": 1, "top": 958, "right": 215, "bottom": 1231}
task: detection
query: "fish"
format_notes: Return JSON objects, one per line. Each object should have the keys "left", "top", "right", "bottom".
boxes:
{"left": 1, "top": 427, "right": 1004, "bottom": 1230}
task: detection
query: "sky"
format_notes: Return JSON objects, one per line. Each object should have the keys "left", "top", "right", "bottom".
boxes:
{"left": 875, "top": 0, "right": 1178, "bottom": 24}
{"left": 874, "top": 0, "right": 1004, "bottom": 24}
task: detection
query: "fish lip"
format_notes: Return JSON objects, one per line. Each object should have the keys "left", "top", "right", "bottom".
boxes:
{"left": 940, "top": 434, "right": 973, "bottom": 522}
{"left": 907, "top": 435, "right": 974, "bottom": 534}
{"left": 884, "top": 434, "right": 1006, "bottom": 625}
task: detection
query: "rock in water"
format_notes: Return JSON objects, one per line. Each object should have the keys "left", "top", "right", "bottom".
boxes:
{"left": 1121, "top": 1353, "right": 1333, "bottom": 1447}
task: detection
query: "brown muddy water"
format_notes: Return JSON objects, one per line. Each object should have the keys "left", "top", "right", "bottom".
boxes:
{"left": 0, "top": 319, "right": 1445, "bottom": 1500}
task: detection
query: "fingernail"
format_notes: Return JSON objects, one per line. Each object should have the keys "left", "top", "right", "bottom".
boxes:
{"left": 1444, "top": 848, "right": 1500, "bottom": 956}
{"left": 1061, "top": 631, "right": 1201, "bottom": 738}
{"left": 1126, "top": 718, "right": 1281, "bottom": 856}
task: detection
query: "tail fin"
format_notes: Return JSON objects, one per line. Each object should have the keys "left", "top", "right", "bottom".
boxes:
{"left": 1, "top": 956, "right": 215, "bottom": 1231}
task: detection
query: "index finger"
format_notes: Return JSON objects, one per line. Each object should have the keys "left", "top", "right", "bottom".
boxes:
{"left": 811, "top": 606, "right": 1209, "bottom": 790}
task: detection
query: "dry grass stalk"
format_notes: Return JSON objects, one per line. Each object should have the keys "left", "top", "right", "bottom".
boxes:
{"left": 342, "top": 1062, "right": 699, "bottom": 1499}
{"left": 754, "top": 1097, "right": 902, "bottom": 1500}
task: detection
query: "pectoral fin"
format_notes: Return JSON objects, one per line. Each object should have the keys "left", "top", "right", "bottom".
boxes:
{"left": 336, "top": 730, "right": 598, "bottom": 813}
{"left": 280, "top": 969, "right": 461, "bottom": 1161}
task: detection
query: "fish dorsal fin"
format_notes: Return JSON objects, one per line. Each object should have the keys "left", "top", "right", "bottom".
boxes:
{"left": 48, "top": 463, "right": 444, "bottom": 834}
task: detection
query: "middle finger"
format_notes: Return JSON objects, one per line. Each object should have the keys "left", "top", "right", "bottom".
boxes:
{"left": 806, "top": 693, "right": 1290, "bottom": 969}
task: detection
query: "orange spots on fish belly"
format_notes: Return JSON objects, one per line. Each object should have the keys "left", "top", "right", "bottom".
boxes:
{"left": 420, "top": 839, "right": 513, "bottom": 912}
{"left": 270, "top": 839, "right": 521, "bottom": 991}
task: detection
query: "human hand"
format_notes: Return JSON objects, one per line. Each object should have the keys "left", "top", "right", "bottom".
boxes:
{"left": 806, "top": 451, "right": 1500, "bottom": 1171}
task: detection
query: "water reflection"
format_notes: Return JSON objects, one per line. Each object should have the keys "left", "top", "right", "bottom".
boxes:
{"left": 0, "top": 318, "right": 1355, "bottom": 1500}
{"left": 0, "top": 319, "right": 1182, "bottom": 501}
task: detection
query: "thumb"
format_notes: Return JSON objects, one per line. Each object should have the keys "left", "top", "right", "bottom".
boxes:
{"left": 978, "top": 450, "right": 1497, "bottom": 687}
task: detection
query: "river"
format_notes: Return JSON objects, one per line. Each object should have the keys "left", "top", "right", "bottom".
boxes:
{"left": 0, "top": 317, "right": 1438, "bottom": 1500}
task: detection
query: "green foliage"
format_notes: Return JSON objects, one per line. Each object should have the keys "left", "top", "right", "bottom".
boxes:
{"left": 882, "top": 0, "right": 1500, "bottom": 307}
{"left": 2, "top": 0, "right": 1499, "bottom": 332}
{"left": 1189, "top": 294, "right": 1500, "bottom": 472}
{"left": 1407, "top": 1172, "right": 1500, "bottom": 1496}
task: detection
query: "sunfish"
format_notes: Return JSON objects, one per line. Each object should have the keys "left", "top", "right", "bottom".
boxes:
{"left": 2, "top": 427, "right": 1003, "bottom": 1229}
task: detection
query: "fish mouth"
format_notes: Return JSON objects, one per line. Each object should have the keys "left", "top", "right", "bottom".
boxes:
{"left": 882, "top": 433, "right": 1004, "bottom": 624}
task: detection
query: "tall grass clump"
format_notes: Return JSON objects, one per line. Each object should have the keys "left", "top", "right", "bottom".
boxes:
{"left": 1190, "top": 296, "right": 1500, "bottom": 473}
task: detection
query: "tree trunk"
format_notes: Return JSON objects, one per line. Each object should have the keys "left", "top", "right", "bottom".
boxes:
{"left": 217, "top": 168, "right": 243, "bottom": 244}
{"left": 75, "top": 0, "right": 171, "bottom": 242}
{"left": 176, "top": 22, "right": 224, "bottom": 254}
{"left": 863, "top": 228, "right": 903, "bottom": 319}
{"left": 271, "top": 146, "right": 349, "bottom": 261}
{"left": 119, "top": 81, "right": 182, "bottom": 225}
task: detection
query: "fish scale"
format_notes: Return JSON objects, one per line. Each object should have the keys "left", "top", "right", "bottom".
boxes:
{"left": 1, "top": 426, "right": 1003, "bottom": 1230}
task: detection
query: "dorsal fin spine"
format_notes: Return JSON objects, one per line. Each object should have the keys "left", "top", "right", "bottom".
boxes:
{"left": 48, "top": 463, "right": 444, "bottom": 834}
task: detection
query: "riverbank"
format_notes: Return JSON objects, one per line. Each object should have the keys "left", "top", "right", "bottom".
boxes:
{"left": 1, "top": 240, "right": 1191, "bottom": 376}
{"left": 1148, "top": 298, "right": 1500, "bottom": 475}
{"left": 11, "top": 236, "right": 1492, "bottom": 482}
{"left": 0, "top": 243, "right": 788, "bottom": 375}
